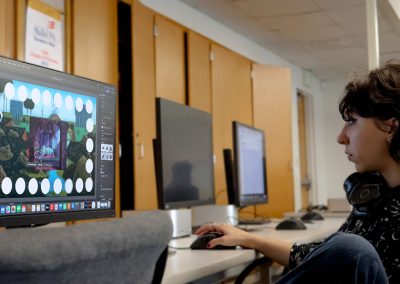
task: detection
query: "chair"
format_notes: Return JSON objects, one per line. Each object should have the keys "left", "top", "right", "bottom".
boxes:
{"left": 0, "top": 210, "right": 173, "bottom": 284}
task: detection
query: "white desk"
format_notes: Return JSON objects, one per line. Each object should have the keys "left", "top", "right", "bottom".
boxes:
{"left": 251, "top": 217, "right": 345, "bottom": 244}
{"left": 164, "top": 239, "right": 255, "bottom": 284}
{"left": 162, "top": 218, "right": 346, "bottom": 284}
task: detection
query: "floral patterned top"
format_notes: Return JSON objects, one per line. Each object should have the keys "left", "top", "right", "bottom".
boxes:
{"left": 289, "top": 187, "right": 400, "bottom": 283}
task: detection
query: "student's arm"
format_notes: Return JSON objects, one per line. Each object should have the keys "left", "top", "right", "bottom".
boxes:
{"left": 195, "top": 223, "right": 292, "bottom": 266}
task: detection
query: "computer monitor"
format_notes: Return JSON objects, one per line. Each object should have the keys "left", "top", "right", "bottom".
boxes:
{"left": 154, "top": 98, "right": 215, "bottom": 210}
{"left": 225, "top": 121, "right": 268, "bottom": 208}
{"left": 0, "top": 56, "right": 116, "bottom": 227}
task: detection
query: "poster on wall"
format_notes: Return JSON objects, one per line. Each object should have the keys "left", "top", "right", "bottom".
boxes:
{"left": 25, "top": 0, "right": 64, "bottom": 71}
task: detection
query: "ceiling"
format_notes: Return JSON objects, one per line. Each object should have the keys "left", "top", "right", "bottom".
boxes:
{"left": 179, "top": 0, "right": 400, "bottom": 81}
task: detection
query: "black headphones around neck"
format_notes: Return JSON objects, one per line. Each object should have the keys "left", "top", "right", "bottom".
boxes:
{"left": 343, "top": 172, "right": 389, "bottom": 216}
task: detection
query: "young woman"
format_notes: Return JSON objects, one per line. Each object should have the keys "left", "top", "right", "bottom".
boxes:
{"left": 195, "top": 62, "right": 400, "bottom": 283}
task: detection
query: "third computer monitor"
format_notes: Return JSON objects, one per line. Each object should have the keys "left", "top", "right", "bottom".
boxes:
{"left": 231, "top": 121, "right": 268, "bottom": 208}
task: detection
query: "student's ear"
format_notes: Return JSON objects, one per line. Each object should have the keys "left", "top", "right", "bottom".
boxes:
{"left": 386, "top": 118, "right": 399, "bottom": 143}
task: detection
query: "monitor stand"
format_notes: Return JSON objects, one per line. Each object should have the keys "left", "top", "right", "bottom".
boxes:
{"left": 5, "top": 223, "right": 48, "bottom": 230}
{"left": 191, "top": 204, "right": 238, "bottom": 230}
{"left": 165, "top": 208, "right": 192, "bottom": 238}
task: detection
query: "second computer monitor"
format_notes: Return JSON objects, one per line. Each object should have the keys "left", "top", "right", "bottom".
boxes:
{"left": 231, "top": 121, "right": 268, "bottom": 207}
{"left": 154, "top": 98, "right": 215, "bottom": 210}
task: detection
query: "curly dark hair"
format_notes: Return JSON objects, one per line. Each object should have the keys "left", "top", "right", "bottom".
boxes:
{"left": 339, "top": 60, "right": 400, "bottom": 161}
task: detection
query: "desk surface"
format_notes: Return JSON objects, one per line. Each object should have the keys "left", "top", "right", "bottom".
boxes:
{"left": 163, "top": 218, "right": 346, "bottom": 284}
{"left": 164, "top": 242, "right": 255, "bottom": 284}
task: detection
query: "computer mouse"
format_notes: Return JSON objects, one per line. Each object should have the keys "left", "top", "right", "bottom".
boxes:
{"left": 275, "top": 218, "right": 307, "bottom": 230}
{"left": 301, "top": 211, "right": 324, "bottom": 221}
{"left": 190, "top": 232, "right": 236, "bottom": 250}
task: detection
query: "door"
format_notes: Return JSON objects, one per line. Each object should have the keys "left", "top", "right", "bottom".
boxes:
{"left": 297, "top": 92, "right": 311, "bottom": 209}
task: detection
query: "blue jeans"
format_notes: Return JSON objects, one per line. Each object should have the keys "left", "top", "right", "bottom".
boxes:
{"left": 277, "top": 232, "right": 388, "bottom": 284}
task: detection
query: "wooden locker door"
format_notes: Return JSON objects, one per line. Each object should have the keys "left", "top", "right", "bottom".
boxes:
{"left": 15, "top": 0, "right": 25, "bottom": 60}
{"left": 187, "top": 31, "right": 211, "bottom": 112}
{"left": 0, "top": 0, "right": 14, "bottom": 58}
{"left": 154, "top": 15, "right": 185, "bottom": 104}
{"left": 73, "top": 0, "right": 118, "bottom": 84}
{"left": 252, "top": 64, "right": 294, "bottom": 217}
{"left": 72, "top": 0, "right": 120, "bottom": 216}
{"left": 211, "top": 45, "right": 252, "bottom": 205}
{"left": 132, "top": 0, "right": 158, "bottom": 210}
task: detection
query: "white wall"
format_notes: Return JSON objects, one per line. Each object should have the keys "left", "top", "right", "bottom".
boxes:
{"left": 140, "top": 0, "right": 345, "bottom": 209}
{"left": 322, "top": 80, "right": 355, "bottom": 199}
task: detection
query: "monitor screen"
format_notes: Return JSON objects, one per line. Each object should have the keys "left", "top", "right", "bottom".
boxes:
{"left": 0, "top": 56, "right": 116, "bottom": 227}
{"left": 233, "top": 121, "right": 268, "bottom": 207}
{"left": 155, "top": 98, "right": 215, "bottom": 209}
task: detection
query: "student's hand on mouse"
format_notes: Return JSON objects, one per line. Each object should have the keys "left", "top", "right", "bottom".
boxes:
{"left": 195, "top": 223, "right": 251, "bottom": 248}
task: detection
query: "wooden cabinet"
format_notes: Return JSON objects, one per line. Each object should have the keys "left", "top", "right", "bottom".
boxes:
{"left": 132, "top": 0, "right": 157, "bottom": 210}
{"left": 187, "top": 31, "right": 211, "bottom": 112}
{"left": 56, "top": 1, "right": 295, "bottom": 217}
{"left": 72, "top": 0, "right": 118, "bottom": 85}
{"left": 154, "top": 15, "right": 185, "bottom": 104}
{"left": 211, "top": 44, "right": 253, "bottom": 205}
{"left": 72, "top": 0, "right": 120, "bottom": 215}
{"left": 252, "top": 64, "right": 294, "bottom": 217}
{"left": 0, "top": 0, "right": 15, "bottom": 58}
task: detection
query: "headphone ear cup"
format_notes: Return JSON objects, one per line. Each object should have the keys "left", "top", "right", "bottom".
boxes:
{"left": 343, "top": 172, "right": 387, "bottom": 216}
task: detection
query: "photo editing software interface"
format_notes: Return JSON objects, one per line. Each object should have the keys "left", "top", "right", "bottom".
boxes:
{"left": 235, "top": 122, "right": 267, "bottom": 205}
{"left": 0, "top": 56, "right": 116, "bottom": 225}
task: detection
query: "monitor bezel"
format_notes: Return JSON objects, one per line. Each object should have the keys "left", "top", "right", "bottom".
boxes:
{"left": 0, "top": 209, "right": 115, "bottom": 228}
{"left": 0, "top": 56, "right": 116, "bottom": 227}
{"left": 232, "top": 121, "right": 268, "bottom": 208}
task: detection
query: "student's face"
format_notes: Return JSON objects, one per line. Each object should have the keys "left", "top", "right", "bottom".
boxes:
{"left": 337, "top": 113, "right": 391, "bottom": 173}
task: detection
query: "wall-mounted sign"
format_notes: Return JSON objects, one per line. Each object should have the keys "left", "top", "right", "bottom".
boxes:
{"left": 25, "top": 0, "right": 64, "bottom": 71}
